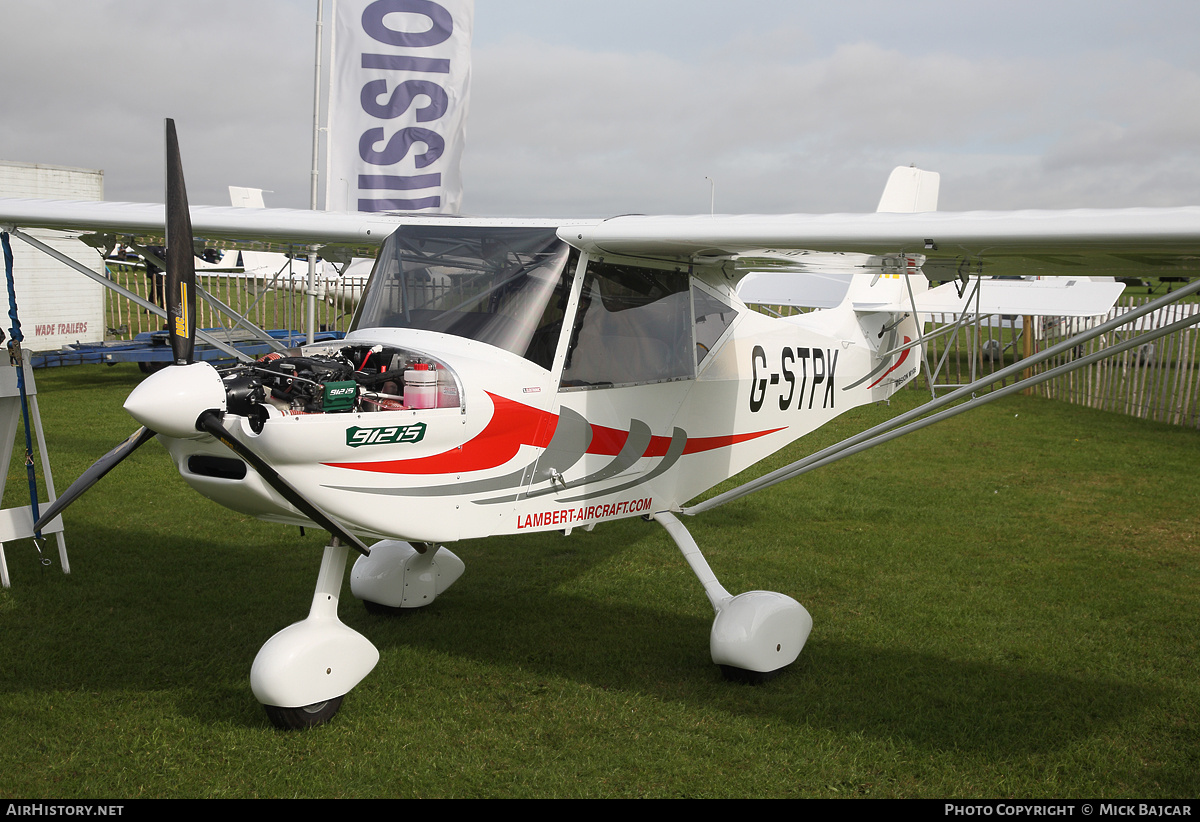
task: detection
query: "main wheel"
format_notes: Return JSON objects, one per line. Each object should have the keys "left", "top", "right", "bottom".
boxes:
{"left": 263, "top": 695, "right": 344, "bottom": 730}
{"left": 719, "top": 665, "right": 784, "bottom": 685}
{"left": 363, "top": 599, "right": 413, "bottom": 616}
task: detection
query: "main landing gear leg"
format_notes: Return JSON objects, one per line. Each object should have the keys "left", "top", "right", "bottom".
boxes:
{"left": 653, "top": 512, "right": 812, "bottom": 682}
{"left": 250, "top": 538, "right": 380, "bottom": 729}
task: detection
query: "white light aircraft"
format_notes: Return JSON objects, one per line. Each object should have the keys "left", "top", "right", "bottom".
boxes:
{"left": 2, "top": 122, "right": 1198, "bottom": 729}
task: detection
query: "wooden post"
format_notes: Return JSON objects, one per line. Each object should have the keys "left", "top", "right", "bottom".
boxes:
{"left": 1022, "top": 315, "right": 1033, "bottom": 395}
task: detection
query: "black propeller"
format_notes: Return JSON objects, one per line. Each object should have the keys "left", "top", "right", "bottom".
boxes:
{"left": 33, "top": 427, "right": 156, "bottom": 531}
{"left": 33, "top": 118, "right": 194, "bottom": 531}
{"left": 165, "top": 119, "right": 196, "bottom": 366}
{"left": 36, "top": 121, "right": 370, "bottom": 556}
{"left": 195, "top": 411, "right": 368, "bottom": 555}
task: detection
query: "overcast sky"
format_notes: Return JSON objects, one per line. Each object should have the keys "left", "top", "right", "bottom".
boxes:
{"left": 3, "top": 1, "right": 1200, "bottom": 217}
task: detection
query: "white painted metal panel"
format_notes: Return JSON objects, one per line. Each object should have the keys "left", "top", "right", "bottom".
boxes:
{"left": 0, "top": 162, "right": 105, "bottom": 350}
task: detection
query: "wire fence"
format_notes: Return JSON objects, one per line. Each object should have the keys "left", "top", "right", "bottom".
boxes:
{"left": 755, "top": 296, "right": 1200, "bottom": 429}
{"left": 919, "top": 298, "right": 1200, "bottom": 428}
{"left": 103, "top": 264, "right": 368, "bottom": 342}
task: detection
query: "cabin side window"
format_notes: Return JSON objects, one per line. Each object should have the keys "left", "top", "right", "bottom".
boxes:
{"left": 559, "top": 259, "right": 693, "bottom": 389}
{"left": 692, "top": 283, "right": 739, "bottom": 368}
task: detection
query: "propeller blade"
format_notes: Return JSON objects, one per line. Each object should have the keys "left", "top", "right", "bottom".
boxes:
{"left": 195, "top": 411, "right": 370, "bottom": 556}
{"left": 36, "top": 122, "right": 197, "bottom": 533}
{"left": 33, "top": 426, "right": 157, "bottom": 533}
{"left": 164, "top": 119, "right": 196, "bottom": 366}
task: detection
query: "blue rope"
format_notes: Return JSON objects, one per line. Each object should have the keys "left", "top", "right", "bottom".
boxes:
{"left": 3, "top": 232, "right": 19, "bottom": 343}
{"left": 2, "top": 232, "right": 43, "bottom": 539}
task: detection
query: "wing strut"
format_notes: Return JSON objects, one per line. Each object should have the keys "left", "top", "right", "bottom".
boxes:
{"left": 132, "top": 243, "right": 284, "bottom": 353}
{"left": 0, "top": 227, "right": 253, "bottom": 362}
{"left": 684, "top": 276, "right": 1200, "bottom": 516}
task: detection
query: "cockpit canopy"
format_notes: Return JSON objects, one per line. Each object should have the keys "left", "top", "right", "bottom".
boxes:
{"left": 352, "top": 225, "right": 739, "bottom": 387}
{"left": 351, "top": 225, "right": 573, "bottom": 370}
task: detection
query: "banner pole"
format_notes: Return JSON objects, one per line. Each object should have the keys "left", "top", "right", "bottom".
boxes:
{"left": 307, "top": 0, "right": 325, "bottom": 345}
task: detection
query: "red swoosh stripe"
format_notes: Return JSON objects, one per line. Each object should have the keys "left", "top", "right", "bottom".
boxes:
{"left": 325, "top": 392, "right": 556, "bottom": 475}
{"left": 867, "top": 336, "right": 913, "bottom": 389}
{"left": 326, "top": 393, "right": 786, "bottom": 476}
{"left": 584, "top": 423, "right": 784, "bottom": 457}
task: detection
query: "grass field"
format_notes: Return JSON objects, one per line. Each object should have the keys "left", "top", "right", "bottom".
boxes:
{"left": 0, "top": 365, "right": 1197, "bottom": 798}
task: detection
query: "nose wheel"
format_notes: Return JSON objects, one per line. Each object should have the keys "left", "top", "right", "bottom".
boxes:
{"left": 263, "top": 696, "right": 346, "bottom": 730}
{"left": 252, "top": 539, "right": 379, "bottom": 730}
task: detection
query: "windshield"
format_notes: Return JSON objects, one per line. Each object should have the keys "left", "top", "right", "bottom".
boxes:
{"left": 351, "top": 226, "right": 576, "bottom": 369}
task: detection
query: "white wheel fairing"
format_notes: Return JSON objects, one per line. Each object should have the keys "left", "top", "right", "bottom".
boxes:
{"left": 350, "top": 541, "right": 465, "bottom": 608}
{"left": 710, "top": 591, "right": 812, "bottom": 673}
{"left": 250, "top": 617, "right": 379, "bottom": 709}
{"left": 251, "top": 541, "right": 379, "bottom": 710}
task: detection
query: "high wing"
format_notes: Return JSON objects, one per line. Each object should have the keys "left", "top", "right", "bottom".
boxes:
{"left": 561, "top": 207, "right": 1200, "bottom": 277}
{"left": 3, "top": 195, "right": 1200, "bottom": 281}
{"left": 0, "top": 198, "right": 592, "bottom": 261}
{"left": 3, "top": 198, "right": 1200, "bottom": 274}
{"left": 1, "top": 194, "right": 1196, "bottom": 355}
{"left": 0, "top": 198, "right": 383, "bottom": 257}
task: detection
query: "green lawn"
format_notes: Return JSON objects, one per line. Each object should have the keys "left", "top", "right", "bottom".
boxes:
{"left": 0, "top": 366, "right": 1196, "bottom": 798}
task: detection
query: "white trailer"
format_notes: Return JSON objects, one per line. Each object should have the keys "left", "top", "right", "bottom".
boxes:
{"left": 0, "top": 162, "right": 105, "bottom": 351}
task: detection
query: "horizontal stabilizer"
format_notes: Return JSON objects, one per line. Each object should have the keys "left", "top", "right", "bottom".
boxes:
{"left": 229, "top": 186, "right": 266, "bottom": 208}
{"left": 241, "top": 249, "right": 287, "bottom": 277}
{"left": 738, "top": 269, "right": 1124, "bottom": 317}
{"left": 737, "top": 271, "right": 850, "bottom": 308}
{"left": 917, "top": 278, "right": 1125, "bottom": 317}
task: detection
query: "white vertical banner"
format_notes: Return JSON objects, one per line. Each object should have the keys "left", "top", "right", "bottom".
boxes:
{"left": 326, "top": 0, "right": 473, "bottom": 214}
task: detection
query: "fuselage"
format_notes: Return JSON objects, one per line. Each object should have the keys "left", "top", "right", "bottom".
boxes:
{"left": 152, "top": 223, "right": 921, "bottom": 544}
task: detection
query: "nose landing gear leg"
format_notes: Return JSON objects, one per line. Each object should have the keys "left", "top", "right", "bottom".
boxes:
{"left": 251, "top": 538, "right": 380, "bottom": 729}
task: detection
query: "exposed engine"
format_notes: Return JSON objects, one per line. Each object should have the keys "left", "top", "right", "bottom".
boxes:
{"left": 220, "top": 343, "right": 460, "bottom": 432}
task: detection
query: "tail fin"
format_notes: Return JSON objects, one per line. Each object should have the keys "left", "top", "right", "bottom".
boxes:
{"left": 844, "top": 166, "right": 939, "bottom": 309}
{"left": 875, "top": 166, "right": 940, "bottom": 213}
{"left": 839, "top": 167, "right": 940, "bottom": 396}
{"left": 229, "top": 186, "right": 267, "bottom": 208}
{"left": 736, "top": 167, "right": 941, "bottom": 311}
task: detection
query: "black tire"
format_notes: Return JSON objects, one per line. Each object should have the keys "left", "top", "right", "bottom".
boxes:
{"left": 137, "top": 360, "right": 167, "bottom": 375}
{"left": 363, "top": 600, "right": 412, "bottom": 616}
{"left": 719, "top": 665, "right": 784, "bottom": 685}
{"left": 263, "top": 695, "right": 344, "bottom": 730}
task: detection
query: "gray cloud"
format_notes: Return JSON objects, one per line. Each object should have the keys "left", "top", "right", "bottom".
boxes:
{"left": 3, "top": 1, "right": 1200, "bottom": 217}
